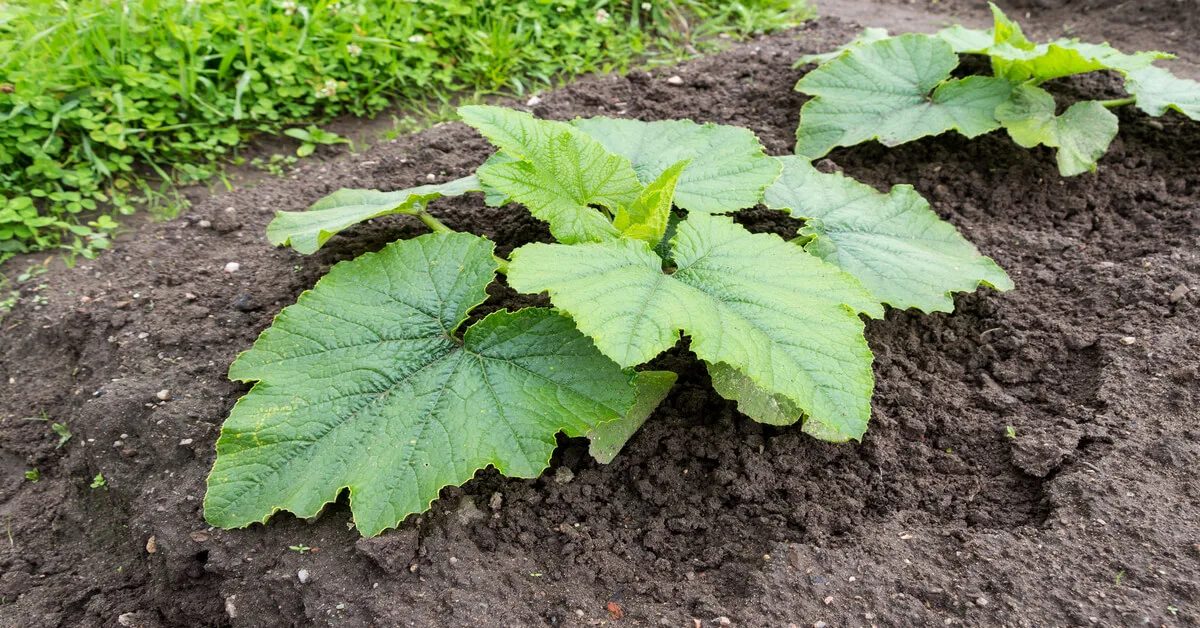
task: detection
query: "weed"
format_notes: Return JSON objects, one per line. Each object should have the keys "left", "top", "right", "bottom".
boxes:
{"left": 90, "top": 473, "right": 107, "bottom": 489}
{"left": 0, "top": 0, "right": 812, "bottom": 257}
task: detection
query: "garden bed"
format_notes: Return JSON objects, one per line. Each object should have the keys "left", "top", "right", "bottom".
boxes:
{"left": 2, "top": 7, "right": 1198, "bottom": 627}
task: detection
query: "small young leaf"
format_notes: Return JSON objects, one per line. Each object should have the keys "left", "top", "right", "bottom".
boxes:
{"left": 763, "top": 156, "right": 1013, "bottom": 311}
{"left": 571, "top": 117, "right": 782, "bottom": 214}
{"left": 793, "top": 27, "right": 891, "bottom": 66}
{"left": 613, "top": 159, "right": 689, "bottom": 245}
{"left": 459, "top": 105, "right": 642, "bottom": 244}
{"left": 266, "top": 176, "right": 482, "bottom": 254}
{"left": 588, "top": 370, "right": 678, "bottom": 464}
{"left": 508, "top": 214, "right": 883, "bottom": 442}
{"left": 1125, "top": 66, "right": 1200, "bottom": 121}
{"left": 986, "top": 3, "right": 1168, "bottom": 82}
{"left": 794, "top": 34, "right": 1014, "bottom": 159}
{"left": 995, "top": 85, "right": 1119, "bottom": 175}
{"left": 204, "top": 233, "right": 637, "bottom": 536}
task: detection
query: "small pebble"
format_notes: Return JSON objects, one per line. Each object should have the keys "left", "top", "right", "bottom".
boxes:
{"left": 223, "top": 262, "right": 240, "bottom": 274}
{"left": 575, "top": 609, "right": 585, "bottom": 618}
{"left": 156, "top": 389, "right": 171, "bottom": 401}
{"left": 666, "top": 75, "right": 684, "bottom": 85}
{"left": 336, "top": 604, "right": 345, "bottom": 610}
{"left": 179, "top": 438, "right": 194, "bottom": 446}
{"left": 554, "top": 466, "right": 574, "bottom": 484}
{"left": 1119, "top": 336, "right": 1136, "bottom": 345}
{"left": 184, "top": 292, "right": 197, "bottom": 301}
{"left": 526, "top": 95, "right": 542, "bottom": 106}
{"left": 1169, "top": 284, "right": 1189, "bottom": 303}
{"left": 814, "top": 622, "right": 828, "bottom": 628}
{"left": 448, "top": 556, "right": 458, "bottom": 565}
{"left": 715, "top": 618, "right": 731, "bottom": 627}
{"left": 198, "top": 220, "right": 212, "bottom": 228}
{"left": 975, "top": 597, "right": 989, "bottom": 607}
{"left": 426, "top": 173, "right": 437, "bottom": 182}
{"left": 297, "top": 569, "right": 310, "bottom": 584}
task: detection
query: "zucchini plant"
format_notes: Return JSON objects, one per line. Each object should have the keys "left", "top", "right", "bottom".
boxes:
{"left": 203, "top": 106, "right": 1012, "bottom": 536}
{"left": 793, "top": 3, "right": 1200, "bottom": 176}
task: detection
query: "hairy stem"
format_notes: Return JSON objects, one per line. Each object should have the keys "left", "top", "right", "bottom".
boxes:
{"left": 1098, "top": 96, "right": 1137, "bottom": 109}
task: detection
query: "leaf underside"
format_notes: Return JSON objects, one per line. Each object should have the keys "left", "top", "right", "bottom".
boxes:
{"left": 204, "top": 232, "right": 637, "bottom": 536}
{"left": 588, "top": 370, "right": 678, "bottom": 464}
{"left": 794, "top": 34, "right": 1014, "bottom": 159}
{"left": 764, "top": 156, "right": 1013, "bottom": 311}
{"left": 267, "top": 176, "right": 482, "bottom": 254}
{"left": 459, "top": 105, "right": 642, "bottom": 244}
{"left": 508, "top": 213, "right": 883, "bottom": 442}
{"left": 1125, "top": 66, "right": 1200, "bottom": 121}
{"left": 571, "top": 117, "right": 782, "bottom": 215}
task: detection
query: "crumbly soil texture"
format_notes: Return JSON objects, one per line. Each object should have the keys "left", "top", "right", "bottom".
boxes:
{"left": 3, "top": 7, "right": 1199, "bottom": 628}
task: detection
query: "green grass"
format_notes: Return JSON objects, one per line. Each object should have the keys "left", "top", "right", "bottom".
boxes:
{"left": 0, "top": 0, "right": 811, "bottom": 263}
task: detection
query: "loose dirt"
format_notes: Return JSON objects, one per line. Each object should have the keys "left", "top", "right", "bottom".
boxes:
{"left": 2, "top": 4, "right": 1198, "bottom": 627}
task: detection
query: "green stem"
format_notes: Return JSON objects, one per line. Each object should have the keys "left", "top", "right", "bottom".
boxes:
{"left": 416, "top": 210, "right": 454, "bottom": 234}
{"left": 493, "top": 255, "right": 510, "bottom": 275}
{"left": 1098, "top": 97, "right": 1136, "bottom": 109}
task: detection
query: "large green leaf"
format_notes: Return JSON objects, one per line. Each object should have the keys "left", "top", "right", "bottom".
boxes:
{"left": 508, "top": 214, "right": 883, "bottom": 442}
{"left": 204, "top": 232, "right": 638, "bottom": 536}
{"left": 587, "top": 370, "right": 677, "bottom": 464}
{"left": 793, "top": 27, "right": 891, "bottom": 66}
{"left": 459, "top": 105, "right": 643, "bottom": 244}
{"left": 763, "top": 156, "right": 1013, "bottom": 312}
{"left": 994, "top": 85, "right": 1119, "bottom": 175}
{"left": 571, "top": 117, "right": 782, "bottom": 214}
{"left": 794, "top": 34, "right": 1014, "bottom": 158}
{"left": 266, "top": 176, "right": 481, "bottom": 254}
{"left": 1125, "top": 66, "right": 1200, "bottom": 121}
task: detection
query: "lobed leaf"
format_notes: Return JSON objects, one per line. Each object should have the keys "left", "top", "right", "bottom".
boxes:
{"left": 994, "top": 85, "right": 1119, "bottom": 175}
{"left": 204, "top": 232, "right": 637, "bottom": 536}
{"left": 794, "top": 34, "right": 1014, "bottom": 159}
{"left": 508, "top": 214, "right": 883, "bottom": 442}
{"left": 763, "top": 156, "right": 1013, "bottom": 311}
{"left": 459, "top": 105, "right": 643, "bottom": 244}
{"left": 587, "top": 370, "right": 678, "bottom": 464}
{"left": 571, "top": 117, "right": 782, "bottom": 214}
{"left": 266, "top": 176, "right": 481, "bottom": 254}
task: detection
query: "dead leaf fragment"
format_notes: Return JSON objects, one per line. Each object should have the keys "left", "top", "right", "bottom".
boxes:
{"left": 606, "top": 601, "right": 623, "bottom": 621}
{"left": 146, "top": 535, "right": 157, "bottom": 554}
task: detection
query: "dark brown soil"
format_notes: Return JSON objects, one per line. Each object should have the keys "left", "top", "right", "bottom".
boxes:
{"left": 3, "top": 8, "right": 1200, "bottom": 628}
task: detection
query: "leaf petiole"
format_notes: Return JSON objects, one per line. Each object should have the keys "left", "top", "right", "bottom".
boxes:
{"left": 412, "top": 207, "right": 455, "bottom": 234}
{"left": 1097, "top": 97, "right": 1137, "bottom": 109}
